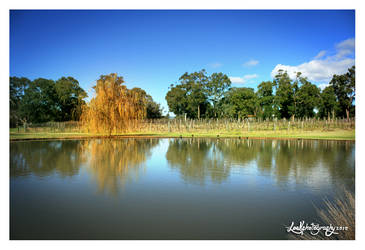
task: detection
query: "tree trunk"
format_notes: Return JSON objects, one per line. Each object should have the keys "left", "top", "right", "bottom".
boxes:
{"left": 346, "top": 109, "right": 350, "bottom": 122}
{"left": 198, "top": 105, "right": 200, "bottom": 119}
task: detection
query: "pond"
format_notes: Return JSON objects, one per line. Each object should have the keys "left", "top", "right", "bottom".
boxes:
{"left": 10, "top": 138, "right": 355, "bottom": 239}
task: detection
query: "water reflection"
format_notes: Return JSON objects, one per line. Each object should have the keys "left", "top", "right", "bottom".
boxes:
{"left": 10, "top": 138, "right": 355, "bottom": 192}
{"left": 166, "top": 138, "right": 229, "bottom": 185}
{"left": 10, "top": 140, "right": 85, "bottom": 177}
{"left": 10, "top": 138, "right": 355, "bottom": 239}
{"left": 82, "top": 139, "right": 159, "bottom": 194}
{"left": 166, "top": 138, "right": 355, "bottom": 190}
{"left": 10, "top": 139, "right": 160, "bottom": 194}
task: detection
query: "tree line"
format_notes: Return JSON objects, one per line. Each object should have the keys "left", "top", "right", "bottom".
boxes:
{"left": 10, "top": 75, "right": 163, "bottom": 128}
{"left": 165, "top": 66, "right": 355, "bottom": 120}
{"left": 10, "top": 66, "right": 355, "bottom": 129}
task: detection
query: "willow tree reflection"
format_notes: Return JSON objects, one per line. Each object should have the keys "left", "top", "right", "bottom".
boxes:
{"left": 81, "top": 138, "right": 159, "bottom": 194}
{"left": 10, "top": 140, "right": 85, "bottom": 177}
{"left": 166, "top": 138, "right": 228, "bottom": 185}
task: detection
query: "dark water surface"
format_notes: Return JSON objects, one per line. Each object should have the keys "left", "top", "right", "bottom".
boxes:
{"left": 10, "top": 138, "right": 355, "bottom": 239}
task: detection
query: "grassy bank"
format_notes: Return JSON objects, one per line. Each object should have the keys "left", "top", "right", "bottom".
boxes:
{"left": 10, "top": 128, "right": 355, "bottom": 141}
{"left": 10, "top": 118, "right": 355, "bottom": 141}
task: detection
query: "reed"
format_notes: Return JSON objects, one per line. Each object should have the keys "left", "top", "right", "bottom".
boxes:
{"left": 290, "top": 188, "right": 355, "bottom": 240}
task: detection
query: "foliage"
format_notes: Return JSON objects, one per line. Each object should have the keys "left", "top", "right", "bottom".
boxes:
{"left": 10, "top": 66, "right": 356, "bottom": 130}
{"left": 166, "top": 69, "right": 211, "bottom": 119}
{"left": 206, "top": 72, "right": 231, "bottom": 117}
{"left": 221, "top": 87, "right": 258, "bottom": 119}
{"left": 329, "top": 66, "right": 355, "bottom": 120}
{"left": 10, "top": 76, "right": 88, "bottom": 127}
{"left": 55, "top": 77, "right": 87, "bottom": 121}
{"left": 318, "top": 86, "right": 338, "bottom": 119}
{"left": 257, "top": 81, "right": 275, "bottom": 119}
{"left": 10, "top": 77, "right": 31, "bottom": 127}
{"left": 130, "top": 87, "right": 163, "bottom": 119}
{"left": 274, "top": 70, "right": 295, "bottom": 119}
{"left": 166, "top": 69, "right": 232, "bottom": 119}
{"left": 80, "top": 73, "right": 147, "bottom": 134}
{"left": 20, "top": 78, "right": 61, "bottom": 123}
{"left": 296, "top": 77, "right": 320, "bottom": 118}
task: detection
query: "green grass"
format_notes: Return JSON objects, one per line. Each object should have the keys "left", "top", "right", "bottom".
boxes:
{"left": 10, "top": 128, "right": 355, "bottom": 141}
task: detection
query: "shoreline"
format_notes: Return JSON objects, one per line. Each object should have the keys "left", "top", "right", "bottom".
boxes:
{"left": 9, "top": 130, "right": 355, "bottom": 142}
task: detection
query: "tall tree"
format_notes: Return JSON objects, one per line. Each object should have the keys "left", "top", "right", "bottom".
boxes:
{"left": 10, "top": 77, "right": 30, "bottom": 127}
{"left": 165, "top": 84, "right": 188, "bottom": 117}
{"left": 330, "top": 66, "right": 355, "bottom": 120}
{"left": 318, "top": 86, "right": 338, "bottom": 119}
{"left": 274, "top": 70, "right": 294, "bottom": 119}
{"left": 81, "top": 73, "right": 147, "bottom": 135}
{"left": 205, "top": 72, "right": 231, "bottom": 118}
{"left": 296, "top": 77, "right": 320, "bottom": 118}
{"left": 292, "top": 72, "right": 301, "bottom": 118}
{"left": 20, "top": 78, "right": 60, "bottom": 123}
{"left": 257, "top": 81, "right": 274, "bottom": 119}
{"left": 130, "top": 87, "right": 163, "bottom": 119}
{"left": 222, "top": 87, "right": 258, "bottom": 119}
{"left": 55, "top": 77, "right": 87, "bottom": 121}
{"left": 166, "top": 70, "right": 210, "bottom": 119}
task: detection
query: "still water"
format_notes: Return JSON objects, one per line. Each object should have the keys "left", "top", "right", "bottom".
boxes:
{"left": 10, "top": 138, "right": 355, "bottom": 239}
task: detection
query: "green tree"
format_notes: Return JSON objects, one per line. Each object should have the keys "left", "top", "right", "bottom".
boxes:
{"left": 10, "top": 77, "right": 30, "bottom": 127}
{"left": 165, "top": 84, "right": 188, "bottom": 117}
{"left": 20, "top": 78, "right": 60, "bottom": 123}
{"left": 146, "top": 96, "right": 163, "bottom": 119}
{"left": 330, "top": 66, "right": 355, "bottom": 120}
{"left": 166, "top": 70, "right": 210, "bottom": 119}
{"left": 55, "top": 77, "right": 87, "bottom": 121}
{"left": 257, "top": 81, "right": 274, "bottom": 119}
{"left": 274, "top": 70, "right": 294, "bottom": 119}
{"left": 318, "top": 86, "right": 339, "bottom": 119}
{"left": 296, "top": 77, "right": 320, "bottom": 118}
{"left": 206, "top": 72, "right": 231, "bottom": 118}
{"left": 222, "top": 87, "right": 258, "bottom": 119}
{"left": 130, "top": 87, "right": 163, "bottom": 119}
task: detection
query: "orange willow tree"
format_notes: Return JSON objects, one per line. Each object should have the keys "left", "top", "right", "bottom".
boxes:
{"left": 81, "top": 73, "right": 147, "bottom": 134}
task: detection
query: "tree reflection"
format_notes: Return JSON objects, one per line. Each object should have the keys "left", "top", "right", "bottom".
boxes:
{"left": 10, "top": 139, "right": 160, "bottom": 195}
{"left": 10, "top": 138, "right": 354, "bottom": 191}
{"left": 166, "top": 138, "right": 229, "bottom": 185}
{"left": 82, "top": 138, "right": 159, "bottom": 194}
{"left": 165, "top": 138, "right": 355, "bottom": 189}
{"left": 10, "top": 140, "right": 85, "bottom": 177}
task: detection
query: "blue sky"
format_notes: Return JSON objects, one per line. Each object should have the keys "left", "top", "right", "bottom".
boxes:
{"left": 10, "top": 10, "right": 355, "bottom": 114}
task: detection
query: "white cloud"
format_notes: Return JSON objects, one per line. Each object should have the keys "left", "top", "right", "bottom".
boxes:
{"left": 208, "top": 62, "right": 223, "bottom": 68}
{"left": 318, "top": 83, "right": 330, "bottom": 90}
{"left": 335, "top": 38, "right": 355, "bottom": 58}
{"left": 229, "top": 77, "right": 245, "bottom": 83}
{"left": 230, "top": 74, "right": 258, "bottom": 84}
{"left": 243, "top": 59, "right": 259, "bottom": 67}
{"left": 314, "top": 50, "right": 326, "bottom": 59}
{"left": 271, "top": 38, "right": 355, "bottom": 82}
{"left": 244, "top": 74, "right": 258, "bottom": 79}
